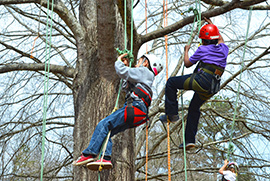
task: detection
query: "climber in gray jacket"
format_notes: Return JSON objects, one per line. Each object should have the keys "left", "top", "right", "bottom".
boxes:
{"left": 73, "top": 53, "right": 163, "bottom": 170}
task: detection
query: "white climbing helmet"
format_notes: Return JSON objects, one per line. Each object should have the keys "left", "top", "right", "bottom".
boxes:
{"left": 142, "top": 54, "right": 163, "bottom": 76}
{"left": 228, "top": 162, "right": 239, "bottom": 172}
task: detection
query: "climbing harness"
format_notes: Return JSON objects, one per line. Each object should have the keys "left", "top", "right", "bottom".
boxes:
{"left": 125, "top": 104, "right": 148, "bottom": 127}
{"left": 124, "top": 84, "right": 152, "bottom": 127}
{"left": 186, "top": 61, "right": 224, "bottom": 95}
{"left": 200, "top": 62, "right": 223, "bottom": 94}
{"left": 40, "top": 0, "right": 54, "bottom": 181}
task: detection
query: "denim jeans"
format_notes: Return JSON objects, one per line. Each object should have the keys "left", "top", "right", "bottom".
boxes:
{"left": 165, "top": 71, "right": 214, "bottom": 143}
{"left": 82, "top": 100, "right": 147, "bottom": 157}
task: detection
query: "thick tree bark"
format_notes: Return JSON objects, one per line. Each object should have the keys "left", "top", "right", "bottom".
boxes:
{"left": 73, "top": 0, "right": 135, "bottom": 180}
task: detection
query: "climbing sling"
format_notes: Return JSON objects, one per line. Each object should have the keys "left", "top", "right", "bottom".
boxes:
{"left": 124, "top": 83, "right": 152, "bottom": 127}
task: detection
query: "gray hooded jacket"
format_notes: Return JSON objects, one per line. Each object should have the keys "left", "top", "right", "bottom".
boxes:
{"left": 115, "top": 60, "right": 154, "bottom": 103}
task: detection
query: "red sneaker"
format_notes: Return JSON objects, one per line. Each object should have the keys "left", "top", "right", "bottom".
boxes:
{"left": 87, "top": 158, "right": 113, "bottom": 171}
{"left": 73, "top": 154, "right": 95, "bottom": 166}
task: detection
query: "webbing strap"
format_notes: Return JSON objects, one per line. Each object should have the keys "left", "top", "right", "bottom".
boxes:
{"left": 132, "top": 87, "right": 152, "bottom": 107}
{"left": 125, "top": 105, "right": 147, "bottom": 127}
{"left": 188, "top": 73, "right": 196, "bottom": 90}
{"left": 125, "top": 106, "right": 135, "bottom": 126}
{"left": 200, "top": 61, "right": 224, "bottom": 71}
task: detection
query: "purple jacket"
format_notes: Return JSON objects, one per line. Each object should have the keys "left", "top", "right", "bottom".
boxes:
{"left": 189, "top": 43, "right": 229, "bottom": 69}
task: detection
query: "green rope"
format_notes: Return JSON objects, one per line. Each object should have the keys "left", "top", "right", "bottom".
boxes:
{"left": 40, "top": 0, "right": 54, "bottom": 180}
{"left": 181, "top": 3, "right": 201, "bottom": 181}
{"left": 227, "top": 7, "right": 253, "bottom": 161}
{"left": 195, "top": 0, "right": 202, "bottom": 44}
{"left": 113, "top": 0, "right": 135, "bottom": 110}
{"left": 184, "top": 5, "right": 201, "bottom": 45}
{"left": 124, "top": 0, "right": 127, "bottom": 50}
{"left": 130, "top": 0, "right": 134, "bottom": 54}
{"left": 97, "top": 131, "right": 111, "bottom": 174}
{"left": 114, "top": 79, "right": 123, "bottom": 110}
{"left": 180, "top": 74, "right": 187, "bottom": 181}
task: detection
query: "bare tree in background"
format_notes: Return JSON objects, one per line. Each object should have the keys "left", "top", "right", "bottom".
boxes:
{"left": 0, "top": 0, "right": 269, "bottom": 180}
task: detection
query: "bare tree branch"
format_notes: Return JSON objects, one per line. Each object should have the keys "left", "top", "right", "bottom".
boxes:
{"left": 221, "top": 46, "right": 270, "bottom": 89}
{"left": 202, "top": 0, "right": 270, "bottom": 10}
{"left": 140, "top": 0, "right": 266, "bottom": 45}
{"left": 0, "top": 0, "right": 84, "bottom": 40}
{"left": 0, "top": 63, "right": 74, "bottom": 77}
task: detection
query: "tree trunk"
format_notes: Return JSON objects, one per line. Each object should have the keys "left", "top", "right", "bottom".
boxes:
{"left": 73, "top": 0, "right": 135, "bottom": 180}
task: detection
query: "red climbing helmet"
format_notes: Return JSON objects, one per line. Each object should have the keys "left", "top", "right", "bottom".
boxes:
{"left": 199, "top": 24, "right": 220, "bottom": 40}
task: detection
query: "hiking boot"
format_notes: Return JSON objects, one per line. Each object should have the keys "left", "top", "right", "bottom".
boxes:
{"left": 159, "top": 114, "right": 179, "bottom": 123}
{"left": 87, "top": 158, "right": 113, "bottom": 171}
{"left": 73, "top": 154, "right": 95, "bottom": 166}
{"left": 179, "top": 143, "right": 195, "bottom": 150}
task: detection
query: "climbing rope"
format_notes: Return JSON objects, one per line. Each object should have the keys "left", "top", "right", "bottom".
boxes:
{"left": 145, "top": 1, "right": 149, "bottom": 180}
{"left": 227, "top": 6, "right": 253, "bottom": 161}
{"left": 40, "top": 0, "right": 54, "bottom": 180}
{"left": 180, "top": 2, "right": 201, "bottom": 180}
{"left": 162, "top": 0, "right": 172, "bottom": 180}
{"left": 145, "top": 124, "right": 149, "bottom": 181}
{"left": 97, "top": 0, "right": 135, "bottom": 178}
{"left": 195, "top": 0, "right": 201, "bottom": 41}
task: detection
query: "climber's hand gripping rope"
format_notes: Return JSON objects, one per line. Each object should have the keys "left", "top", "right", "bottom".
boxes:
{"left": 116, "top": 48, "right": 134, "bottom": 65}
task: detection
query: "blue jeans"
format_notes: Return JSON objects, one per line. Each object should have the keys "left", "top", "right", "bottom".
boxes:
{"left": 82, "top": 100, "right": 147, "bottom": 157}
{"left": 165, "top": 71, "right": 214, "bottom": 143}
